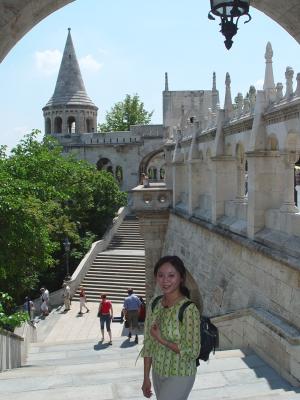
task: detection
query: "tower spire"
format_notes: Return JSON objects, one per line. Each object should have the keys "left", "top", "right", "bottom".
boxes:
{"left": 45, "top": 28, "right": 96, "bottom": 107}
{"left": 211, "top": 71, "right": 219, "bottom": 112}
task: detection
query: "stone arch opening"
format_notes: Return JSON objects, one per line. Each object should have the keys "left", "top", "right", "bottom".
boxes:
{"left": 54, "top": 116, "right": 62, "bottom": 133}
{"left": 139, "top": 148, "right": 165, "bottom": 183}
{"left": 86, "top": 118, "right": 94, "bottom": 133}
{"left": 97, "top": 157, "right": 113, "bottom": 174}
{"left": 67, "top": 116, "right": 76, "bottom": 134}
{"left": 45, "top": 118, "right": 51, "bottom": 134}
{"left": 1, "top": 2, "right": 300, "bottom": 65}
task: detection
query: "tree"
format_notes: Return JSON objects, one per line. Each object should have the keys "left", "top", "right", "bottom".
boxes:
{"left": 0, "top": 130, "right": 127, "bottom": 301}
{"left": 98, "top": 94, "right": 153, "bottom": 132}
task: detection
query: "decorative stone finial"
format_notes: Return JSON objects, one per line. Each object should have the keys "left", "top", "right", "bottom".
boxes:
{"left": 236, "top": 93, "right": 244, "bottom": 118}
{"left": 68, "top": 27, "right": 71, "bottom": 32}
{"left": 263, "top": 42, "right": 276, "bottom": 103}
{"left": 224, "top": 72, "right": 233, "bottom": 120}
{"left": 165, "top": 72, "right": 169, "bottom": 91}
{"left": 249, "top": 86, "right": 256, "bottom": 114}
{"left": 212, "top": 72, "right": 216, "bottom": 91}
{"left": 276, "top": 82, "right": 283, "bottom": 102}
{"left": 265, "top": 41, "right": 273, "bottom": 61}
{"left": 285, "top": 66, "right": 294, "bottom": 98}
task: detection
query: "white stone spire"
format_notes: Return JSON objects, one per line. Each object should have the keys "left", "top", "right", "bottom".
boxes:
{"left": 224, "top": 73, "right": 233, "bottom": 120}
{"left": 263, "top": 42, "right": 276, "bottom": 103}
{"left": 165, "top": 72, "right": 169, "bottom": 91}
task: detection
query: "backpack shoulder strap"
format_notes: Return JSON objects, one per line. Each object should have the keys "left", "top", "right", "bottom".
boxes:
{"left": 151, "top": 295, "right": 163, "bottom": 312}
{"left": 178, "top": 300, "right": 194, "bottom": 323}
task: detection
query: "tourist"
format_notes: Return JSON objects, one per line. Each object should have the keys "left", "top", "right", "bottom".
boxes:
{"left": 141, "top": 255, "right": 200, "bottom": 400}
{"left": 123, "top": 288, "right": 141, "bottom": 343}
{"left": 62, "top": 282, "right": 71, "bottom": 311}
{"left": 141, "top": 173, "right": 150, "bottom": 188}
{"left": 78, "top": 286, "right": 89, "bottom": 314}
{"left": 98, "top": 294, "right": 113, "bottom": 344}
{"left": 23, "top": 296, "right": 35, "bottom": 321}
{"left": 40, "top": 287, "right": 50, "bottom": 316}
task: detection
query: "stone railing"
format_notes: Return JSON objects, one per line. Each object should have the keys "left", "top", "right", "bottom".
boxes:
{"left": 0, "top": 322, "right": 36, "bottom": 372}
{"left": 130, "top": 183, "right": 172, "bottom": 213}
{"left": 212, "top": 307, "right": 300, "bottom": 386}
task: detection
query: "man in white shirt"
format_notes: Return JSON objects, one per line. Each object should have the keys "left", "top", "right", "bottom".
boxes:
{"left": 123, "top": 288, "right": 141, "bottom": 343}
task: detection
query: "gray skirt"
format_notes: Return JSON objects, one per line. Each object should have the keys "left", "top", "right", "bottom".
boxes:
{"left": 152, "top": 370, "right": 196, "bottom": 400}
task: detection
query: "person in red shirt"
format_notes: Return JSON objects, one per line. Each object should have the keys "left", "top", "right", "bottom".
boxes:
{"left": 98, "top": 294, "right": 113, "bottom": 344}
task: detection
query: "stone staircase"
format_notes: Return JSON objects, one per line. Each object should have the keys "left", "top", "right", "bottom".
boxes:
{"left": 0, "top": 330, "right": 299, "bottom": 400}
{"left": 72, "top": 216, "right": 146, "bottom": 304}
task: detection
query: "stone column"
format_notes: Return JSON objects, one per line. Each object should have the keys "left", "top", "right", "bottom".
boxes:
{"left": 247, "top": 151, "right": 283, "bottom": 238}
{"left": 236, "top": 163, "right": 246, "bottom": 202}
{"left": 280, "top": 152, "right": 299, "bottom": 213}
{"left": 136, "top": 211, "right": 170, "bottom": 302}
{"left": 210, "top": 156, "right": 236, "bottom": 223}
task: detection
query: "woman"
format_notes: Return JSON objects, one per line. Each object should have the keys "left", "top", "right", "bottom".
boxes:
{"left": 141, "top": 255, "right": 200, "bottom": 400}
{"left": 78, "top": 286, "right": 89, "bottom": 314}
{"left": 98, "top": 294, "right": 113, "bottom": 344}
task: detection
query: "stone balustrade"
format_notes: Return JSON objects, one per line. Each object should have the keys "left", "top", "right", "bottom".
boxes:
{"left": 130, "top": 183, "right": 172, "bottom": 213}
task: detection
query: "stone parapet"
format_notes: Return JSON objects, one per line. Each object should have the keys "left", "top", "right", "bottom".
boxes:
{"left": 130, "top": 184, "right": 172, "bottom": 213}
{"left": 0, "top": 322, "right": 36, "bottom": 372}
{"left": 213, "top": 307, "right": 300, "bottom": 386}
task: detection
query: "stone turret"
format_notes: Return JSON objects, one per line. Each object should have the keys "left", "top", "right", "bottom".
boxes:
{"left": 43, "top": 28, "right": 98, "bottom": 136}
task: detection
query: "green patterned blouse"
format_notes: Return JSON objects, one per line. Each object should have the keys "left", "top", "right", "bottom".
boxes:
{"left": 141, "top": 296, "right": 200, "bottom": 377}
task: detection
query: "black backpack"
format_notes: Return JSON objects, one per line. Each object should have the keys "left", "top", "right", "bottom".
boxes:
{"left": 151, "top": 296, "right": 219, "bottom": 366}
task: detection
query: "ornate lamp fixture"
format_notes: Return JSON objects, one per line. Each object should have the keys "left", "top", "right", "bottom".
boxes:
{"left": 208, "top": 0, "right": 252, "bottom": 50}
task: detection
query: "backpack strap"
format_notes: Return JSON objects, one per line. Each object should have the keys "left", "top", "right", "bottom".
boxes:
{"left": 178, "top": 300, "right": 193, "bottom": 323}
{"left": 151, "top": 295, "right": 163, "bottom": 312}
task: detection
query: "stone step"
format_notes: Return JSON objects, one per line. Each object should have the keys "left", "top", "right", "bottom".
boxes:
{"left": 82, "top": 276, "right": 145, "bottom": 284}
{"left": 0, "top": 339, "right": 298, "bottom": 400}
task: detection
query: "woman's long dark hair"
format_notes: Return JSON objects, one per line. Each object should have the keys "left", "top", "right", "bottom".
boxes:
{"left": 154, "top": 255, "right": 190, "bottom": 298}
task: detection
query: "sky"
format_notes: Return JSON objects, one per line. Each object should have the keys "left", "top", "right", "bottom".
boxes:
{"left": 1, "top": 0, "right": 300, "bottom": 152}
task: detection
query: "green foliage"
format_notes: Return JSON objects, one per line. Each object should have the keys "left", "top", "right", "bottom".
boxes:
{"left": 98, "top": 94, "right": 153, "bottom": 132}
{"left": 0, "top": 130, "right": 127, "bottom": 301}
{"left": 0, "top": 292, "right": 28, "bottom": 332}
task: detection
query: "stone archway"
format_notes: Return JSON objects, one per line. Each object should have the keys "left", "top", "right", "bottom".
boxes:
{"left": 0, "top": 1, "right": 300, "bottom": 63}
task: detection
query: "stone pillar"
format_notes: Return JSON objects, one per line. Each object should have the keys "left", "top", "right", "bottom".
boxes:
{"left": 247, "top": 151, "right": 283, "bottom": 238}
{"left": 280, "top": 152, "right": 299, "bottom": 213}
{"left": 210, "top": 156, "right": 236, "bottom": 223}
{"left": 136, "top": 211, "right": 170, "bottom": 302}
{"left": 236, "top": 163, "right": 246, "bottom": 202}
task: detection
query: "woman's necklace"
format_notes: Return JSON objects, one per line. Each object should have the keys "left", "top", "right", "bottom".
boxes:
{"left": 162, "top": 294, "right": 183, "bottom": 309}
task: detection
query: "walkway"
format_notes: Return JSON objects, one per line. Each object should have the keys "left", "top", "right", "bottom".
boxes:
{"left": 0, "top": 303, "right": 299, "bottom": 399}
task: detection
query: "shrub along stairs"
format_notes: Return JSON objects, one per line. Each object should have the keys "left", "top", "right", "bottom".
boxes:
{"left": 73, "top": 215, "right": 146, "bottom": 304}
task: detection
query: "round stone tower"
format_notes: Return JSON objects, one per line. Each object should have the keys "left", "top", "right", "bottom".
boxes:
{"left": 43, "top": 28, "right": 98, "bottom": 136}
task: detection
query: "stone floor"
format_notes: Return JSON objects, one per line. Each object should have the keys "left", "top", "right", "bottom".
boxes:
{"left": 0, "top": 304, "right": 299, "bottom": 400}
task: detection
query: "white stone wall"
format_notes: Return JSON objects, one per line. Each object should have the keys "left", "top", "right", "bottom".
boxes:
{"left": 163, "top": 213, "right": 300, "bottom": 330}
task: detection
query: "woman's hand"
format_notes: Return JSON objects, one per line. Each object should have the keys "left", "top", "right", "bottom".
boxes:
{"left": 150, "top": 321, "right": 162, "bottom": 342}
{"left": 142, "top": 377, "right": 152, "bottom": 398}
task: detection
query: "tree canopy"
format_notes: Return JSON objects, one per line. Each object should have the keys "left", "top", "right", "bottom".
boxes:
{"left": 0, "top": 131, "right": 127, "bottom": 302}
{"left": 98, "top": 94, "right": 153, "bottom": 132}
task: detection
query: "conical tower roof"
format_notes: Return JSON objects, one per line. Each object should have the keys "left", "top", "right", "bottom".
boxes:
{"left": 44, "top": 28, "right": 97, "bottom": 109}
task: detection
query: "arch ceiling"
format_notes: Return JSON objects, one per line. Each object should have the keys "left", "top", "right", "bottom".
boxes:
{"left": 0, "top": 1, "right": 299, "bottom": 63}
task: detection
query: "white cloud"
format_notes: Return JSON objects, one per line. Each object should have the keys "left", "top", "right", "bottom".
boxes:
{"left": 255, "top": 79, "right": 264, "bottom": 90}
{"left": 34, "top": 49, "right": 62, "bottom": 76}
{"left": 79, "top": 55, "right": 102, "bottom": 72}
